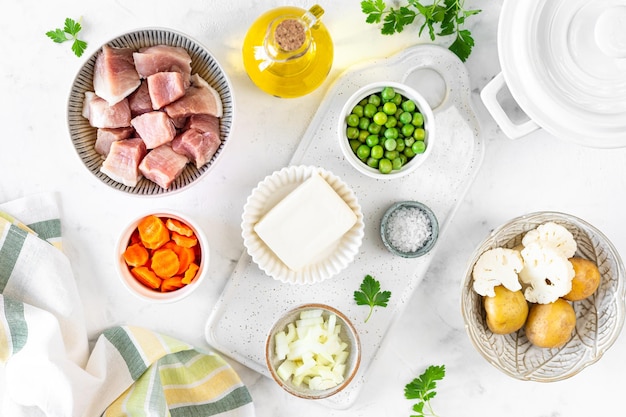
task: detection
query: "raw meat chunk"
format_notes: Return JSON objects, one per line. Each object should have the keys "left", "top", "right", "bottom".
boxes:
{"left": 133, "top": 45, "right": 192, "bottom": 80}
{"left": 93, "top": 45, "right": 141, "bottom": 105}
{"left": 131, "top": 111, "right": 176, "bottom": 149}
{"left": 147, "top": 72, "right": 186, "bottom": 110}
{"left": 139, "top": 145, "right": 189, "bottom": 189}
{"left": 83, "top": 92, "right": 131, "bottom": 128}
{"left": 95, "top": 127, "right": 135, "bottom": 156}
{"left": 184, "top": 113, "right": 220, "bottom": 134}
{"left": 100, "top": 138, "right": 147, "bottom": 187}
{"left": 164, "top": 74, "right": 223, "bottom": 120}
{"left": 128, "top": 81, "right": 153, "bottom": 117}
{"left": 172, "top": 127, "right": 221, "bottom": 169}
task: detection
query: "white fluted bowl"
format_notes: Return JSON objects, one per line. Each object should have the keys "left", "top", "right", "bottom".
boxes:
{"left": 241, "top": 165, "right": 364, "bottom": 285}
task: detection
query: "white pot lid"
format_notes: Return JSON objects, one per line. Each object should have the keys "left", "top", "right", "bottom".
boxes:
{"left": 499, "top": 0, "right": 626, "bottom": 148}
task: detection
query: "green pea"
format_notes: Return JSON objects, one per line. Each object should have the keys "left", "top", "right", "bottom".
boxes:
{"left": 392, "top": 93, "right": 402, "bottom": 106}
{"left": 404, "top": 147, "right": 416, "bottom": 158}
{"left": 392, "top": 157, "right": 403, "bottom": 170}
{"left": 384, "top": 138, "right": 397, "bottom": 151}
{"left": 349, "top": 139, "right": 361, "bottom": 153}
{"left": 385, "top": 150, "right": 399, "bottom": 160}
{"left": 368, "top": 94, "right": 381, "bottom": 107}
{"left": 357, "top": 144, "right": 371, "bottom": 160}
{"left": 399, "top": 153, "right": 408, "bottom": 165}
{"left": 346, "top": 127, "right": 359, "bottom": 139}
{"left": 402, "top": 100, "right": 416, "bottom": 112}
{"left": 384, "top": 127, "right": 398, "bottom": 140}
{"left": 381, "top": 87, "right": 396, "bottom": 101}
{"left": 366, "top": 157, "right": 379, "bottom": 168}
{"left": 412, "top": 140, "right": 426, "bottom": 154}
{"left": 373, "top": 111, "right": 388, "bottom": 126}
{"left": 399, "top": 111, "right": 413, "bottom": 125}
{"left": 366, "top": 135, "right": 379, "bottom": 147}
{"left": 401, "top": 123, "right": 415, "bottom": 137}
{"left": 382, "top": 102, "right": 397, "bottom": 115}
{"left": 352, "top": 104, "right": 364, "bottom": 118}
{"left": 379, "top": 158, "right": 393, "bottom": 174}
{"left": 412, "top": 112, "right": 424, "bottom": 127}
{"left": 405, "top": 137, "right": 415, "bottom": 147}
{"left": 371, "top": 145, "right": 384, "bottom": 159}
{"left": 358, "top": 98, "right": 368, "bottom": 106}
{"left": 364, "top": 103, "right": 377, "bottom": 118}
{"left": 347, "top": 114, "right": 359, "bottom": 127}
{"left": 368, "top": 123, "right": 382, "bottom": 135}
{"left": 358, "top": 129, "right": 370, "bottom": 142}
{"left": 413, "top": 128, "right": 426, "bottom": 141}
{"left": 358, "top": 117, "right": 370, "bottom": 130}
{"left": 395, "top": 139, "right": 405, "bottom": 152}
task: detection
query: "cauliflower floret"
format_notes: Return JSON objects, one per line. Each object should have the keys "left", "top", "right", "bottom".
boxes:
{"left": 519, "top": 243, "right": 575, "bottom": 304}
{"left": 472, "top": 248, "right": 524, "bottom": 297}
{"left": 521, "top": 222, "right": 577, "bottom": 259}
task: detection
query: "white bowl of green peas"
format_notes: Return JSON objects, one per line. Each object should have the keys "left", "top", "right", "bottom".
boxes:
{"left": 338, "top": 82, "right": 435, "bottom": 179}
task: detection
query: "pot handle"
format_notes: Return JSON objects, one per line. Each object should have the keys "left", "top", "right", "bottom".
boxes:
{"left": 480, "top": 72, "right": 539, "bottom": 139}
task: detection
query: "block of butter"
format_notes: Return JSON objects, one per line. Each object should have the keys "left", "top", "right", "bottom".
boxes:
{"left": 254, "top": 172, "right": 358, "bottom": 271}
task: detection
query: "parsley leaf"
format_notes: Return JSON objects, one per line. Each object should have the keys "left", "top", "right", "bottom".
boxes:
{"left": 354, "top": 274, "right": 391, "bottom": 323}
{"left": 46, "top": 17, "right": 88, "bottom": 57}
{"left": 405, "top": 365, "right": 446, "bottom": 417}
{"left": 360, "top": 0, "right": 481, "bottom": 62}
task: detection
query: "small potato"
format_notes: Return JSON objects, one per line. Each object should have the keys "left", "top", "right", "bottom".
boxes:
{"left": 525, "top": 299, "right": 576, "bottom": 348}
{"left": 483, "top": 285, "right": 529, "bottom": 335}
{"left": 563, "top": 257, "right": 601, "bottom": 301}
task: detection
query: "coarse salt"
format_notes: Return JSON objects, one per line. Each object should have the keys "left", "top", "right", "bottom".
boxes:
{"left": 386, "top": 206, "right": 432, "bottom": 253}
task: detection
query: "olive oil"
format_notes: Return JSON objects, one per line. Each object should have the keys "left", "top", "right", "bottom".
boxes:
{"left": 242, "top": 5, "right": 334, "bottom": 98}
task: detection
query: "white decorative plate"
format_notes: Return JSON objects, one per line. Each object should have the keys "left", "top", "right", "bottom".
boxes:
{"left": 461, "top": 211, "right": 626, "bottom": 382}
{"left": 241, "top": 165, "right": 364, "bottom": 284}
{"left": 67, "top": 28, "right": 233, "bottom": 196}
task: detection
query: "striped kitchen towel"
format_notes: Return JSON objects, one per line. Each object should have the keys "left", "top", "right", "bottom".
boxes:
{"left": 0, "top": 193, "right": 255, "bottom": 417}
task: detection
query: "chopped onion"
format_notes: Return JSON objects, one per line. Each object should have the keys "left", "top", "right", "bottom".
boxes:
{"left": 273, "top": 309, "right": 349, "bottom": 390}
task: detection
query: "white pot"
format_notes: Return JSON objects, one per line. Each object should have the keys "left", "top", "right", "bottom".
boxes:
{"left": 481, "top": 0, "right": 626, "bottom": 148}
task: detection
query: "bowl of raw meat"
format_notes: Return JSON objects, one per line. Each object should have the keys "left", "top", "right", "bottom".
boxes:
{"left": 68, "top": 28, "right": 233, "bottom": 195}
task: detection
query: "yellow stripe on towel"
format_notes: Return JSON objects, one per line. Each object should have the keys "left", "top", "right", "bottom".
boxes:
{"left": 0, "top": 310, "right": 10, "bottom": 362}
{"left": 163, "top": 366, "right": 244, "bottom": 407}
{"left": 126, "top": 326, "right": 192, "bottom": 365}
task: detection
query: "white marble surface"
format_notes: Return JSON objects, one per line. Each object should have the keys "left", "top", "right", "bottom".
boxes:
{"left": 1, "top": 0, "right": 625, "bottom": 416}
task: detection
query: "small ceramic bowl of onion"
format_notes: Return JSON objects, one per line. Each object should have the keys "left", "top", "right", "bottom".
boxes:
{"left": 265, "top": 303, "right": 361, "bottom": 399}
{"left": 380, "top": 200, "right": 439, "bottom": 258}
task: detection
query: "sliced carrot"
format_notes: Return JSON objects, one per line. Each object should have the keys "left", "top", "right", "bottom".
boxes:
{"left": 181, "top": 262, "right": 199, "bottom": 284}
{"left": 172, "top": 245, "right": 195, "bottom": 274}
{"left": 131, "top": 266, "right": 162, "bottom": 289}
{"left": 129, "top": 229, "right": 142, "bottom": 245}
{"left": 172, "top": 231, "right": 198, "bottom": 248}
{"left": 151, "top": 248, "right": 180, "bottom": 279}
{"left": 138, "top": 215, "right": 170, "bottom": 250}
{"left": 123, "top": 243, "right": 149, "bottom": 267}
{"left": 161, "top": 276, "right": 185, "bottom": 292}
{"left": 166, "top": 218, "right": 194, "bottom": 237}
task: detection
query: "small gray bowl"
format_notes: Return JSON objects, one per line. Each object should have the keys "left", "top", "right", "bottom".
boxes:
{"left": 380, "top": 201, "right": 439, "bottom": 258}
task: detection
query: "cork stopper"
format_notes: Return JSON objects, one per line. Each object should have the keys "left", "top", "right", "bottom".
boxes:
{"left": 274, "top": 19, "right": 306, "bottom": 52}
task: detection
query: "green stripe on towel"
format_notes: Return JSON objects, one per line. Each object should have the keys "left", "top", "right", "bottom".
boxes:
{"left": 104, "top": 327, "right": 148, "bottom": 381}
{"left": 0, "top": 225, "right": 28, "bottom": 293}
{"left": 28, "top": 219, "right": 61, "bottom": 242}
{"left": 3, "top": 297, "right": 27, "bottom": 355}
{"left": 169, "top": 386, "right": 253, "bottom": 417}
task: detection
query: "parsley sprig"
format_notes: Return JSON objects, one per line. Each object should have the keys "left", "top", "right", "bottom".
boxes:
{"left": 361, "top": 0, "right": 481, "bottom": 62}
{"left": 46, "top": 17, "right": 88, "bottom": 57}
{"left": 405, "top": 365, "right": 446, "bottom": 417}
{"left": 354, "top": 274, "right": 391, "bottom": 323}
